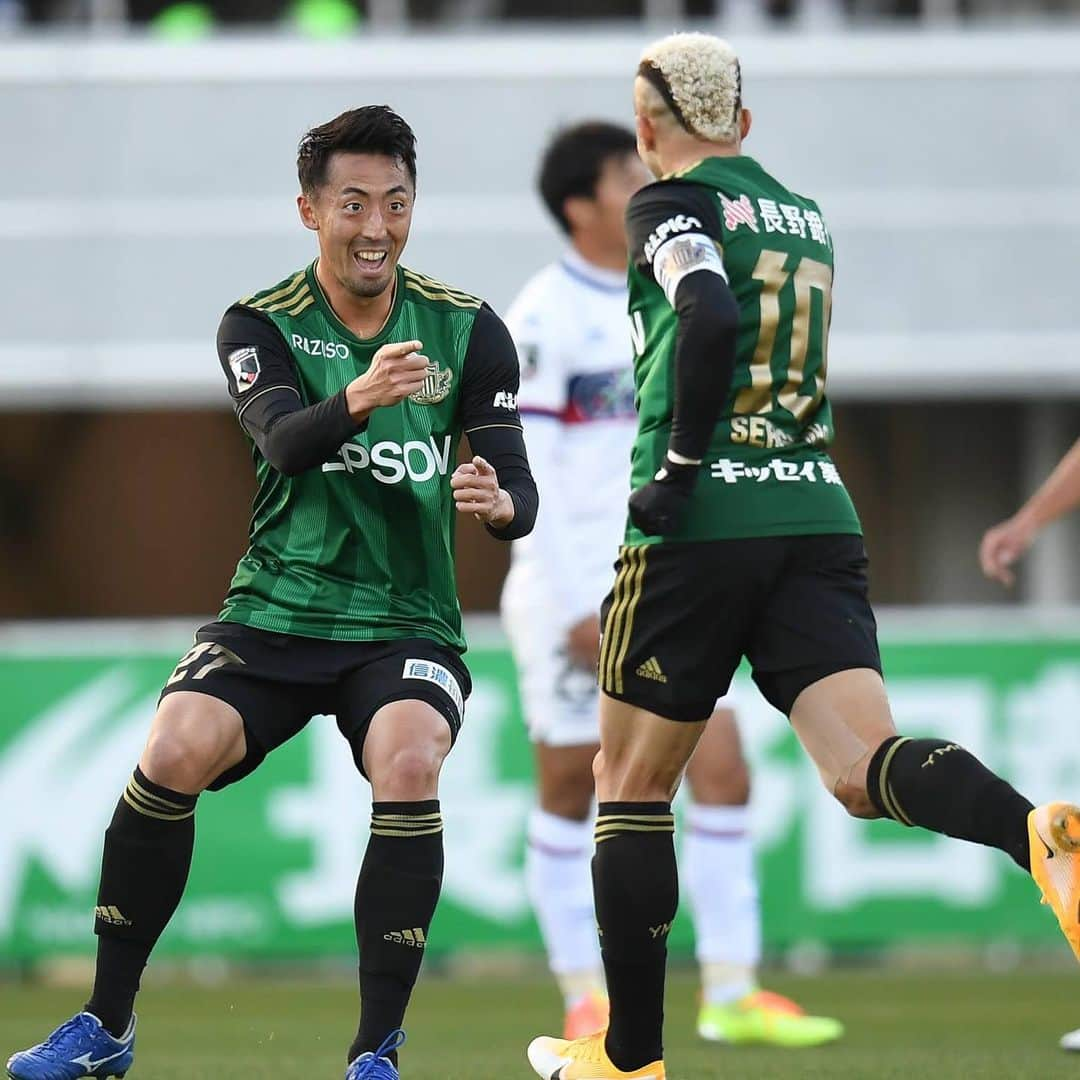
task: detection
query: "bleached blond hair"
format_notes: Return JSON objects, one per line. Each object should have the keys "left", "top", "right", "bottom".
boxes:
{"left": 638, "top": 32, "right": 742, "bottom": 144}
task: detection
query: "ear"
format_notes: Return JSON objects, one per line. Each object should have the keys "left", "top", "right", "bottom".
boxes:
{"left": 635, "top": 111, "right": 655, "bottom": 155}
{"left": 562, "top": 193, "right": 595, "bottom": 235}
{"left": 297, "top": 192, "right": 319, "bottom": 232}
{"left": 739, "top": 107, "right": 752, "bottom": 142}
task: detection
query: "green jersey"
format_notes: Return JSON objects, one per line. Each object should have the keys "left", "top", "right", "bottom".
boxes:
{"left": 214, "top": 261, "right": 525, "bottom": 649}
{"left": 624, "top": 154, "right": 860, "bottom": 544}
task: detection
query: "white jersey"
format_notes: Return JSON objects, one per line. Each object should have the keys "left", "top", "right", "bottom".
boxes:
{"left": 501, "top": 248, "right": 637, "bottom": 630}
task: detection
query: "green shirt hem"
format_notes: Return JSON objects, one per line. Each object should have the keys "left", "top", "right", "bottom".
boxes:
{"left": 625, "top": 519, "right": 863, "bottom": 545}
{"left": 218, "top": 604, "right": 466, "bottom": 652}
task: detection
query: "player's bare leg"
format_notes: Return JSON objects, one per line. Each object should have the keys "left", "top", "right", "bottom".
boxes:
{"left": 529, "top": 695, "right": 702, "bottom": 1079}
{"left": 593, "top": 696, "right": 703, "bottom": 802}
{"left": 792, "top": 669, "right": 1080, "bottom": 960}
{"left": 685, "top": 710, "right": 842, "bottom": 1047}
{"left": 140, "top": 691, "right": 248, "bottom": 794}
{"left": 788, "top": 667, "right": 896, "bottom": 820}
{"left": 345, "top": 700, "right": 452, "bottom": 1076}
{"left": 794, "top": 665, "right": 1054, "bottom": 902}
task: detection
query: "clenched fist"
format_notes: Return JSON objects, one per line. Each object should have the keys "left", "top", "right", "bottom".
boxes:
{"left": 452, "top": 456, "right": 514, "bottom": 528}
{"left": 345, "top": 339, "right": 430, "bottom": 419}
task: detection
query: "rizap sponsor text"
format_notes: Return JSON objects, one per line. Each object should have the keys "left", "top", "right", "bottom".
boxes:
{"left": 292, "top": 335, "right": 350, "bottom": 360}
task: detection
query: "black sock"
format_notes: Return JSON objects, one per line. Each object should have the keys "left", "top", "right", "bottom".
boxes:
{"left": 592, "top": 801, "right": 676, "bottom": 1072}
{"left": 85, "top": 767, "right": 197, "bottom": 1036}
{"left": 867, "top": 736, "right": 1034, "bottom": 871}
{"left": 348, "top": 800, "right": 443, "bottom": 1066}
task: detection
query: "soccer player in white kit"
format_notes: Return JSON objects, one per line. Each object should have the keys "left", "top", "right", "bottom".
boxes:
{"left": 501, "top": 121, "right": 842, "bottom": 1049}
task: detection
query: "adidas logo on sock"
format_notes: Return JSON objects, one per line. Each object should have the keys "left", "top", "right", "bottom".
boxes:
{"left": 95, "top": 905, "right": 132, "bottom": 927}
{"left": 383, "top": 927, "right": 427, "bottom": 948}
{"left": 635, "top": 656, "right": 668, "bottom": 683}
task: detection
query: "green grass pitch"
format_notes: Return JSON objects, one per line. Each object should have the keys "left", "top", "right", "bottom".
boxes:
{"left": 4, "top": 969, "right": 1080, "bottom": 1079}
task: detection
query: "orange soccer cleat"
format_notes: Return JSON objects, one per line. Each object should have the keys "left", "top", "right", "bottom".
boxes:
{"left": 1029, "top": 802, "right": 1080, "bottom": 961}
{"left": 527, "top": 1031, "right": 664, "bottom": 1080}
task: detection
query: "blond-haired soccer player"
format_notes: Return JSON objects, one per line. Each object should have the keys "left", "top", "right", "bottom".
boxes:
{"left": 527, "top": 33, "right": 1079, "bottom": 1080}
{"left": 503, "top": 120, "right": 841, "bottom": 1049}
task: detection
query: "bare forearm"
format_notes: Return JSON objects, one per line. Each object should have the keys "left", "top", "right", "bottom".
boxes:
{"left": 1016, "top": 437, "right": 1080, "bottom": 531}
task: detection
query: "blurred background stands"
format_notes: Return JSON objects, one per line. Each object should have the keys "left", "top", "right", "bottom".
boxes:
{"left": 4, "top": 0, "right": 1080, "bottom": 33}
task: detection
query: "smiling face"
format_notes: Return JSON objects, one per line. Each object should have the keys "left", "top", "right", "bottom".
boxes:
{"left": 298, "top": 151, "right": 414, "bottom": 300}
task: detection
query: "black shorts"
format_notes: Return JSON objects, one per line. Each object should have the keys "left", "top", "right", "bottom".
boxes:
{"left": 598, "top": 533, "right": 881, "bottom": 722}
{"left": 159, "top": 621, "right": 471, "bottom": 790}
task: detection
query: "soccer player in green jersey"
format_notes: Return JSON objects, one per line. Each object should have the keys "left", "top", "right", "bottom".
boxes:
{"left": 527, "top": 33, "right": 1078, "bottom": 1080}
{"left": 504, "top": 119, "right": 841, "bottom": 1051}
{"left": 8, "top": 106, "right": 537, "bottom": 1080}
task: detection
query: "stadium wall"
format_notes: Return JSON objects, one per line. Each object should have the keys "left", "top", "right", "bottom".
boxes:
{"left": 2, "top": 612, "right": 1079, "bottom": 965}
{"left": 2, "top": 31, "right": 1079, "bottom": 404}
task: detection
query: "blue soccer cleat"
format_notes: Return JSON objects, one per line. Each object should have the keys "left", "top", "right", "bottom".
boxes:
{"left": 6, "top": 1012, "right": 135, "bottom": 1080}
{"left": 345, "top": 1029, "right": 406, "bottom": 1080}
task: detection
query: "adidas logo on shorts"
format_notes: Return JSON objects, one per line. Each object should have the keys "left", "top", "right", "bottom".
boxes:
{"left": 635, "top": 656, "right": 668, "bottom": 683}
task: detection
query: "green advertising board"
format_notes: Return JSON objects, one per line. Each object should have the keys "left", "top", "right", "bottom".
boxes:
{"left": 2, "top": 614, "right": 1080, "bottom": 963}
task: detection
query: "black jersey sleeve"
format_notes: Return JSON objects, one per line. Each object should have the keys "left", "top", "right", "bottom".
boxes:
{"left": 626, "top": 181, "right": 740, "bottom": 465}
{"left": 459, "top": 303, "right": 538, "bottom": 540}
{"left": 217, "top": 305, "right": 365, "bottom": 477}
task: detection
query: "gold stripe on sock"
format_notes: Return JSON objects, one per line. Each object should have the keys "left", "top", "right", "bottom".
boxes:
{"left": 877, "top": 736, "right": 913, "bottom": 825}
{"left": 371, "top": 812, "right": 443, "bottom": 823}
{"left": 595, "top": 825, "right": 676, "bottom": 843}
{"left": 370, "top": 818, "right": 444, "bottom": 832}
{"left": 595, "top": 813, "right": 675, "bottom": 824}
{"left": 594, "top": 823, "right": 675, "bottom": 840}
{"left": 125, "top": 784, "right": 190, "bottom": 818}
{"left": 128, "top": 776, "right": 191, "bottom": 813}
{"left": 886, "top": 782, "right": 915, "bottom": 827}
{"left": 371, "top": 824, "right": 445, "bottom": 838}
{"left": 122, "top": 790, "right": 195, "bottom": 821}
{"left": 595, "top": 817, "right": 675, "bottom": 833}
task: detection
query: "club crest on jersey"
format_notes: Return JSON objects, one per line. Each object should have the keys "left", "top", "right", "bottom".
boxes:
{"left": 227, "top": 347, "right": 260, "bottom": 393}
{"left": 409, "top": 361, "right": 453, "bottom": 406}
{"left": 720, "top": 193, "right": 760, "bottom": 233}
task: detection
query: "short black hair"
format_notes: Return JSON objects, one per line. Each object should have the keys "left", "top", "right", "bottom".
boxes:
{"left": 538, "top": 121, "right": 638, "bottom": 235}
{"left": 297, "top": 105, "right": 417, "bottom": 194}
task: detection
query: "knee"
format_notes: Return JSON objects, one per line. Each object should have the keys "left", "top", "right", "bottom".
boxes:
{"left": 141, "top": 699, "right": 244, "bottom": 794}
{"left": 141, "top": 727, "right": 215, "bottom": 793}
{"left": 370, "top": 744, "right": 444, "bottom": 800}
{"left": 832, "top": 778, "right": 883, "bottom": 820}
